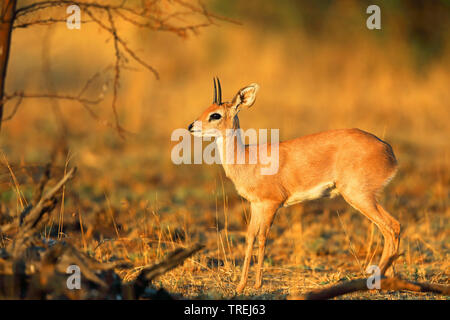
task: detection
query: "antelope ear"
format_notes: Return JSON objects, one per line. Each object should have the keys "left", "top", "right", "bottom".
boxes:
{"left": 230, "top": 83, "right": 259, "bottom": 110}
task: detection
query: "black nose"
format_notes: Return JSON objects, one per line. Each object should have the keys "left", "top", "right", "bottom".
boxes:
{"left": 188, "top": 122, "right": 194, "bottom": 132}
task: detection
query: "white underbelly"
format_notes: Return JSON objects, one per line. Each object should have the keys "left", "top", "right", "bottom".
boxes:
{"left": 283, "top": 181, "right": 339, "bottom": 207}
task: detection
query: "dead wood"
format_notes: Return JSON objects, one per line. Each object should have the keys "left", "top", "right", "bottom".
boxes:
{"left": 31, "top": 163, "right": 52, "bottom": 206}
{"left": 123, "top": 243, "right": 205, "bottom": 299}
{"left": 139, "top": 243, "right": 204, "bottom": 282}
{"left": 0, "top": 242, "right": 204, "bottom": 299}
{"left": 289, "top": 249, "right": 449, "bottom": 300}
{"left": 290, "top": 276, "right": 449, "bottom": 300}
{"left": 0, "top": 162, "right": 205, "bottom": 299}
{"left": 10, "top": 167, "right": 76, "bottom": 259}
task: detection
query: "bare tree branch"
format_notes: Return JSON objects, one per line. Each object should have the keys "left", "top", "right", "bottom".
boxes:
{"left": 13, "top": 18, "right": 93, "bottom": 29}
{"left": 2, "top": 0, "right": 236, "bottom": 135}
{"left": 106, "top": 8, "right": 124, "bottom": 137}
{"left": 3, "top": 92, "right": 103, "bottom": 105}
{"left": 1, "top": 93, "right": 22, "bottom": 121}
{"left": 84, "top": 7, "right": 160, "bottom": 79}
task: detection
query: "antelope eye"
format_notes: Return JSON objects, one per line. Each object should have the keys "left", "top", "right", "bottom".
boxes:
{"left": 209, "top": 113, "right": 222, "bottom": 121}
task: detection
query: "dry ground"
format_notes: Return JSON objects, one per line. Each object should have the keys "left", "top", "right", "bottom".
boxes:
{"left": 1, "top": 130, "right": 448, "bottom": 299}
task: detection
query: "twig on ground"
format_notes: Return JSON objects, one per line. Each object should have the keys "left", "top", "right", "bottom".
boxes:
{"left": 290, "top": 253, "right": 449, "bottom": 299}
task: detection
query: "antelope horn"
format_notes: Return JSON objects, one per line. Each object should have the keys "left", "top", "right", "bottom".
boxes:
{"left": 216, "top": 77, "right": 222, "bottom": 105}
{"left": 213, "top": 78, "right": 217, "bottom": 104}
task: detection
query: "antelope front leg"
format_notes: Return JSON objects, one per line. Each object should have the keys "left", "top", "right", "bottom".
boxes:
{"left": 236, "top": 202, "right": 278, "bottom": 293}
{"left": 254, "top": 226, "right": 271, "bottom": 289}
{"left": 254, "top": 202, "right": 278, "bottom": 289}
{"left": 236, "top": 210, "right": 259, "bottom": 294}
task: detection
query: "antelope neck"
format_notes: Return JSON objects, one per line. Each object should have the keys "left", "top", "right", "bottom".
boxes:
{"left": 215, "top": 123, "right": 245, "bottom": 168}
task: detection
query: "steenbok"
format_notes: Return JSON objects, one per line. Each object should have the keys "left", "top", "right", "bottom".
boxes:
{"left": 188, "top": 78, "right": 401, "bottom": 293}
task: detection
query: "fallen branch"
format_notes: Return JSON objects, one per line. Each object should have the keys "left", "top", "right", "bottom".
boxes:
{"left": 290, "top": 276, "right": 450, "bottom": 300}
{"left": 289, "top": 244, "right": 448, "bottom": 300}
{"left": 39, "top": 241, "right": 122, "bottom": 288}
{"left": 125, "top": 243, "right": 204, "bottom": 299}
{"left": 139, "top": 243, "right": 204, "bottom": 282}
{"left": 10, "top": 167, "right": 76, "bottom": 258}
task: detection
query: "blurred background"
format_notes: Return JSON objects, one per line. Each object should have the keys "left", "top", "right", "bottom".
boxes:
{"left": 0, "top": 0, "right": 448, "bottom": 298}
{"left": 4, "top": 1, "right": 450, "bottom": 157}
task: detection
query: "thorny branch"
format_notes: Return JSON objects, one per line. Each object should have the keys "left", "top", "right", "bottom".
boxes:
{"left": 2, "top": 0, "right": 236, "bottom": 136}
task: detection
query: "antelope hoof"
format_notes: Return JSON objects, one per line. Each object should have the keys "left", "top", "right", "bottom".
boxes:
{"left": 236, "top": 282, "right": 246, "bottom": 294}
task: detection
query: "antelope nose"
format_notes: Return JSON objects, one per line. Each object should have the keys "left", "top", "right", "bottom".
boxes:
{"left": 188, "top": 122, "right": 194, "bottom": 132}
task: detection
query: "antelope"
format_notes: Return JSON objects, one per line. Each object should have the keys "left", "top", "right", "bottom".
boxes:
{"left": 188, "top": 78, "right": 401, "bottom": 293}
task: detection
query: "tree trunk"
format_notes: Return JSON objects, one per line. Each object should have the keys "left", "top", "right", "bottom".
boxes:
{"left": 0, "top": 0, "right": 16, "bottom": 131}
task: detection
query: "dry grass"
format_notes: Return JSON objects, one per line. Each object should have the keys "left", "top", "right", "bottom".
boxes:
{"left": 0, "top": 1, "right": 449, "bottom": 299}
